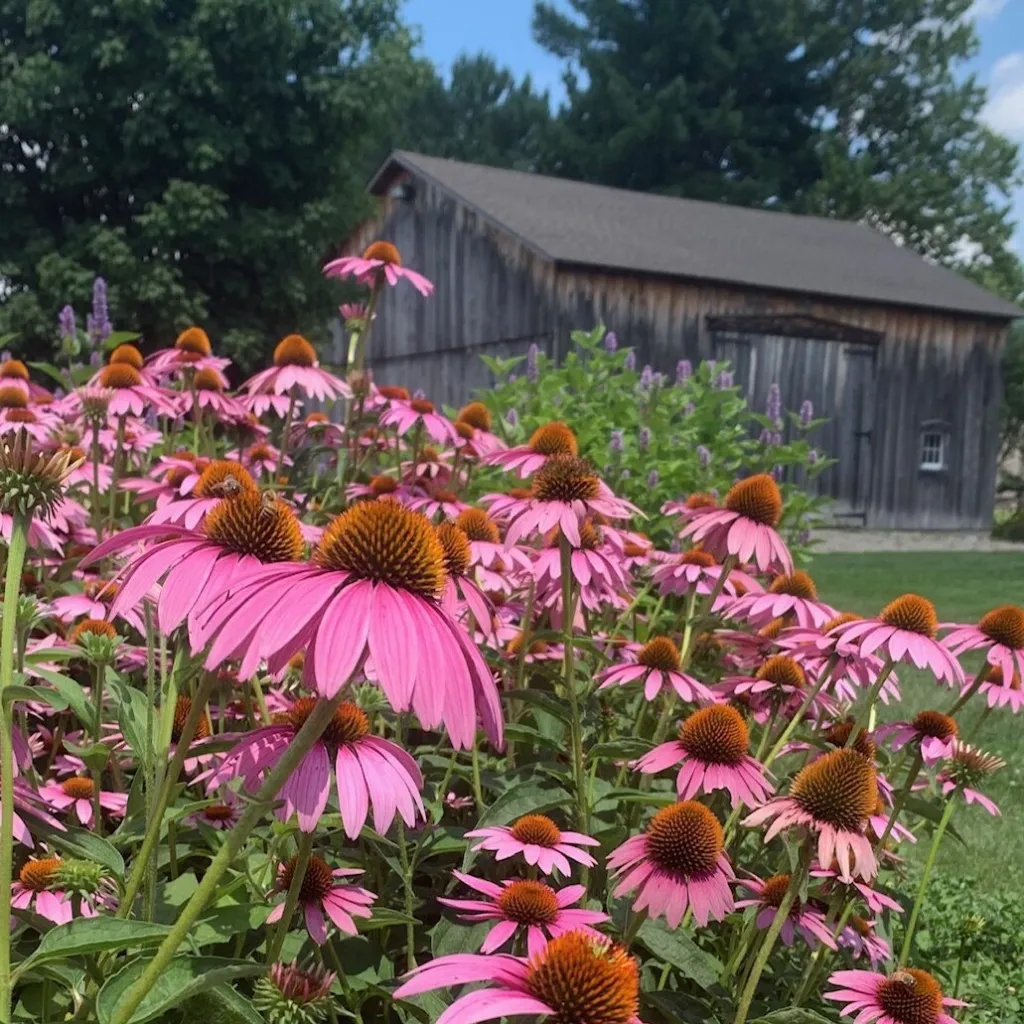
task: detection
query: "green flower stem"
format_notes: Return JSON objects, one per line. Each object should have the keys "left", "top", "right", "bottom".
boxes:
{"left": 948, "top": 662, "right": 993, "bottom": 715}
{"left": 250, "top": 675, "right": 269, "bottom": 725}
{"left": 899, "top": 791, "right": 958, "bottom": 967}
{"left": 278, "top": 392, "right": 297, "bottom": 484}
{"left": 267, "top": 830, "right": 315, "bottom": 963}
{"left": 762, "top": 655, "right": 838, "bottom": 770}
{"left": 679, "top": 587, "right": 700, "bottom": 665}
{"left": 967, "top": 705, "right": 993, "bottom": 743}
{"left": 396, "top": 819, "right": 418, "bottom": 971}
{"left": 90, "top": 662, "right": 106, "bottom": 837}
{"left": 791, "top": 897, "right": 853, "bottom": 1006}
{"left": 108, "top": 693, "right": 343, "bottom": 1024}
{"left": 732, "top": 857, "right": 808, "bottom": 1024}
{"left": 701, "top": 555, "right": 737, "bottom": 619}
{"left": 0, "top": 510, "right": 29, "bottom": 1023}
{"left": 620, "top": 907, "right": 648, "bottom": 949}
{"left": 352, "top": 284, "right": 381, "bottom": 373}
{"left": 116, "top": 671, "right": 220, "bottom": 919}
{"left": 560, "top": 536, "right": 588, "bottom": 833}
{"left": 107, "top": 416, "right": 126, "bottom": 533}
{"left": 874, "top": 749, "right": 924, "bottom": 853}
{"left": 90, "top": 423, "right": 102, "bottom": 540}
{"left": 845, "top": 657, "right": 895, "bottom": 747}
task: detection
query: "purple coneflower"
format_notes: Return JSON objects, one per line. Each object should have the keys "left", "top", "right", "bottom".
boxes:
{"left": 267, "top": 856, "right": 375, "bottom": 945}
{"left": 465, "top": 814, "right": 599, "bottom": 877}
{"left": 597, "top": 636, "right": 712, "bottom": 704}
{"left": 323, "top": 240, "right": 433, "bottom": 296}
{"left": 823, "top": 968, "right": 965, "bottom": 1024}
{"left": 735, "top": 873, "right": 837, "bottom": 949}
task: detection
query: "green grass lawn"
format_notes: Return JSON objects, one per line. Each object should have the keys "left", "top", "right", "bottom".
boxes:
{"left": 813, "top": 552, "right": 1024, "bottom": 892}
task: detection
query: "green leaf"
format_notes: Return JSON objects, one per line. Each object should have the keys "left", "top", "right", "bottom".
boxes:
{"left": 97, "top": 956, "right": 264, "bottom": 1024}
{"left": 16, "top": 919, "right": 170, "bottom": 979}
{"left": 357, "top": 907, "right": 418, "bottom": 931}
{"left": 33, "top": 820, "right": 125, "bottom": 878}
{"left": 26, "top": 668, "right": 95, "bottom": 730}
{"left": 104, "top": 331, "right": 141, "bottom": 350}
{"left": 752, "top": 1011, "right": 833, "bottom": 1024}
{"left": 500, "top": 689, "right": 571, "bottom": 724}
{"left": 637, "top": 919, "right": 722, "bottom": 989}
{"left": 108, "top": 677, "right": 155, "bottom": 768}
{"left": 473, "top": 780, "right": 571, "bottom": 829}
{"left": 588, "top": 739, "right": 652, "bottom": 761}
{"left": 206, "top": 985, "right": 266, "bottom": 1023}
{"left": 26, "top": 362, "right": 68, "bottom": 387}
{"left": 3, "top": 685, "right": 68, "bottom": 712}
{"left": 430, "top": 917, "right": 490, "bottom": 956}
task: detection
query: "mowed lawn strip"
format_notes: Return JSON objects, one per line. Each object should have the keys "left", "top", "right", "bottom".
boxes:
{"left": 811, "top": 551, "right": 1024, "bottom": 890}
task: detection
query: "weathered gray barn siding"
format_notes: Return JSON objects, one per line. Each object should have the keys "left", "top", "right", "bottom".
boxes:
{"left": 344, "top": 177, "right": 557, "bottom": 405}
{"left": 344, "top": 166, "right": 1009, "bottom": 530}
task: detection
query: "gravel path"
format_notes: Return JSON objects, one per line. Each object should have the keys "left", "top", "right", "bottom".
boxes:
{"left": 813, "top": 529, "right": 1024, "bottom": 553}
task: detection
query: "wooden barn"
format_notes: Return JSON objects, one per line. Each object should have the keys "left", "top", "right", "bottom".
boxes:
{"left": 343, "top": 150, "right": 1021, "bottom": 530}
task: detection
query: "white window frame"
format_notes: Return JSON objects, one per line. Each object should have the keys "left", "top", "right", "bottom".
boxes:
{"left": 919, "top": 429, "right": 946, "bottom": 472}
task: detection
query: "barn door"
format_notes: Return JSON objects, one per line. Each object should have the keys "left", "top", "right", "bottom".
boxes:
{"left": 711, "top": 331, "right": 877, "bottom": 522}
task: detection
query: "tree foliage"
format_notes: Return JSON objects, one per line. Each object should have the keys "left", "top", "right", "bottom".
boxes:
{"left": 532, "top": 0, "right": 824, "bottom": 206}
{"left": 0, "top": 0, "right": 420, "bottom": 367}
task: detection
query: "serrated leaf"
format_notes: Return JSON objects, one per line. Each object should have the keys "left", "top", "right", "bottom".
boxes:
{"left": 430, "top": 917, "right": 490, "bottom": 956}
{"left": 97, "top": 955, "right": 264, "bottom": 1024}
{"left": 588, "top": 739, "right": 652, "bottom": 761}
{"left": 3, "top": 685, "right": 68, "bottom": 712}
{"left": 26, "top": 667, "right": 95, "bottom": 730}
{"left": 752, "top": 1011, "right": 833, "bottom": 1024}
{"left": 16, "top": 919, "right": 170, "bottom": 979}
{"left": 109, "top": 677, "right": 155, "bottom": 768}
{"left": 637, "top": 919, "right": 722, "bottom": 989}
{"left": 206, "top": 984, "right": 266, "bottom": 1023}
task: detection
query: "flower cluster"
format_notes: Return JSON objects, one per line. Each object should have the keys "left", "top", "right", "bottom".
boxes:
{"left": 0, "top": 241, "right": 1002, "bottom": 1024}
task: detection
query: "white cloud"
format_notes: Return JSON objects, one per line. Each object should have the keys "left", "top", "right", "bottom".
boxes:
{"left": 983, "top": 52, "right": 1024, "bottom": 139}
{"left": 969, "top": 0, "right": 1008, "bottom": 20}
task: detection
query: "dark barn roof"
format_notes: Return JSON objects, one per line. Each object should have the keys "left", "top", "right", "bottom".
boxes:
{"left": 370, "top": 151, "right": 1021, "bottom": 321}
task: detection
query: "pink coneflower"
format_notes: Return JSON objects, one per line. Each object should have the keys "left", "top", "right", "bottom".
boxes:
{"left": 187, "top": 792, "right": 242, "bottom": 831}
{"left": 394, "top": 931, "right": 643, "bottom": 1024}
{"left": 173, "top": 367, "right": 248, "bottom": 422}
{"left": 90, "top": 362, "right": 174, "bottom": 417}
{"left": 145, "top": 460, "right": 260, "bottom": 529}
{"left": 323, "top": 240, "right": 434, "bottom": 296}
{"left": 454, "top": 508, "right": 532, "bottom": 577}
{"left": 345, "top": 473, "right": 407, "bottom": 503}
{"left": 495, "top": 455, "right": 638, "bottom": 548}
{"left": 401, "top": 444, "right": 452, "bottom": 484}
{"left": 380, "top": 396, "right": 458, "bottom": 445}
{"left": 49, "top": 580, "right": 144, "bottom": 634}
{"left": 876, "top": 710, "right": 959, "bottom": 765}
{"left": 193, "top": 500, "right": 503, "bottom": 751}
{"left": 483, "top": 421, "right": 580, "bottom": 479}
{"left": 777, "top": 614, "right": 901, "bottom": 706}
{"left": 227, "top": 442, "right": 288, "bottom": 479}
{"left": 718, "top": 654, "right": 815, "bottom": 713}
{"left": 241, "top": 334, "right": 351, "bottom": 416}
{"left": 438, "top": 871, "right": 609, "bottom": 957}
{"left": 608, "top": 800, "right": 735, "bottom": 927}
{"left": 633, "top": 704, "right": 773, "bottom": 808}
{"left": 597, "top": 637, "right": 712, "bottom": 704}
{"left": 205, "top": 696, "right": 423, "bottom": 836}
{"left": 810, "top": 865, "right": 903, "bottom": 916}
{"left": 839, "top": 915, "right": 893, "bottom": 967}
{"left": 436, "top": 524, "right": 495, "bottom": 638}
{"left": 98, "top": 418, "right": 163, "bottom": 456}
{"left": 942, "top": 605, "right": 1024, "bottom": 684}
{"left": 727, "top": 570, "right": 835, "bottom": 629}
{"left": 936, "top": 741, "right": 1004, "bottom": 816}
{"left": 289, "top": 411, "right": 345, "bottom": 450}
{"left": 38, "top": 776, "right": 127, "bottom": 828}
{"left": 651, "top": 547, "right": 750, "bottom": 598}
{"left": 533, "top": 522, "right": 630, "bottom": 604}
{"left": 266, "top": 856, "right": 376, "bottom": 944}
{"left": 745, "top": 748, "right": 879, "bottom": 882}
{"left": 52, "top": 445, "right": 113, "bottom": 491}
{"left": 119, "top": 452, "right": 207, "bottom": 507}
{"left": 735, "top": 873, "right": 837, "bottom": 950}
{"left": 146, "top": 326, "right": 232, "bottom": 380}
{"left": 4, "top": 780, "right": 66, "bottom": 847}
{"left": 823, "top": 968, "right": 966, "bottom": 1024}
{"left": 662, "top": 492, "right": 718, "bottom": 520}
{"left": 466, "top": 815, "right": 599, "bottom": 876}
{"left": 11, "top": 856, "right": 110, "bottom": 924}
{"left": 832, "top": 595, "right": 964, "bottom": 686}
{"left": 679, "top": 474, "right": 793, "bottom": 574}
{"left": 405, "top": 482, "right": 468, "bottom": 520}
{"left": 972, "top": 666, "right": 1024, "bottom": 711}
{"left": 83, "top": 488, "right": 306, "bottom": 639}
{"left": 453, "top": 401, "right": 505, "bottom": 456}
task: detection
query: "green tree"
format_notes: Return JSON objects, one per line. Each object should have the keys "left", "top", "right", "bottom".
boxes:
{"left": 0, "top": 0, "right": 420, "bottom": 368}
{"left": 802, "top": 0, "right": 1023, "bottom": 302}
{"left": 384, "top": 53, "right": 552, "bottom": 171}
{"left": 532, "top": 0, "right": 824, "bottom": 205}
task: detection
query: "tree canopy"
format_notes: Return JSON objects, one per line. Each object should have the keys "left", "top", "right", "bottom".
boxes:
{"left": 0, "top": 0, "right": 420, "bottom": 366}
{"left": 1, "top": 0, "right": 1021, "bottom": 364}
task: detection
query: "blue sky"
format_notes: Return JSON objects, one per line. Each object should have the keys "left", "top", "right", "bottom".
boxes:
{"left": 404, "top": 0, "right": 1024, "bottom": 255}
